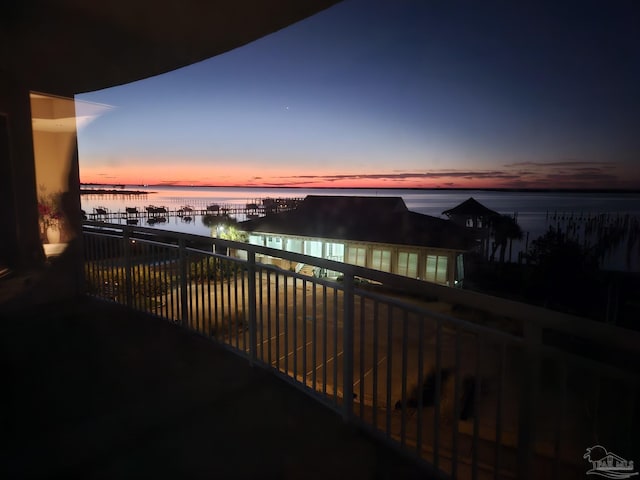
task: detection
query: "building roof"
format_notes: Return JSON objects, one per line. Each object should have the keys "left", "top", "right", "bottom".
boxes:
{"left": 442, "top": 197, "right": 499, "bottom": 218}
{"left": 241, "top": 195, "right": 474, "bottom": 250}
{"left": 1, "top": 0, "right": 341, "bottom": 95}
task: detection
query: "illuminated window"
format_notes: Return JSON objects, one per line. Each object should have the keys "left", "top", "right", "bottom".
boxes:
{"left": 248, "top": 234, "right": 264, "bottom": 246}
{"left": 266, "top": 236, "right": 282, "bottom": 249}
{"left": 347, "top": 246, "right": 366, "bottom": 267}
{"left": 397, "top": 251, "right": 418, "bottom": 277}
{"left": 436, "top": 255, "right": 448, "bottom": 284}
{"left": 425, "top": 254, "right": 448, "bottom": 284}
{"left": 371, "top": 248, "right": 391, "bottom": 272}
{"left": 304, "top": 240, "right": 322, "bottom": 257}
{"left": 285, "top": 238, "right": 303, "bottom": 253}
{"left": 325, "top": 242, "right": 344, "bottom": 261}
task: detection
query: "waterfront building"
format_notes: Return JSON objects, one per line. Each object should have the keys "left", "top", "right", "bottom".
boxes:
{"left": 442, "top": 197, "right": 500, "bottom": 257}
{"left": 239, "top": 195, "right": 474, "bottom": 286}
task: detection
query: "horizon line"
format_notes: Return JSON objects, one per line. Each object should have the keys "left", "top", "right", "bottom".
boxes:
{"left": 79, "top": 182, "right": 640, "bottom": 194}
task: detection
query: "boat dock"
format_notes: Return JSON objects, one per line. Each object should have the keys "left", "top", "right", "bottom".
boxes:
{"left": 83, "top": 197, "right": 303, "bottom": 223}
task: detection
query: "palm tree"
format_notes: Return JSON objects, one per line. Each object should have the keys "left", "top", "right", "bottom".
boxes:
{"left": 489, "top": 215, "right": 523, "bottom": 263}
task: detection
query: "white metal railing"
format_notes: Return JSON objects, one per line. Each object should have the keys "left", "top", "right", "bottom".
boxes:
{"left": 82, "top": 221, "right": 639, "bottom": 479}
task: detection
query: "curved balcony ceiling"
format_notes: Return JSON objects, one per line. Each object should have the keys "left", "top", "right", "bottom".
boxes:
{"left": 1, "top": 0, "right": 340, "bottom": 95}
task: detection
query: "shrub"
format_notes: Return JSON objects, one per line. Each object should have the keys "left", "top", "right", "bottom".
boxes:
{"left": 84, "top": 263, "right": 171, "bottom": 299}
{"left": 188, "top": 256, "right": 240, "bottom": 282}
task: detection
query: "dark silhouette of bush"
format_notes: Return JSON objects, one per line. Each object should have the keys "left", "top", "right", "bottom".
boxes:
{"left": 188, "top": 256, "right": 239, "bottom": 282}
{"left": 489, "top": 214, "right": 523, "bottom": 263}
{"left": 525, "top": 226, "right": 599, "bottom": 307}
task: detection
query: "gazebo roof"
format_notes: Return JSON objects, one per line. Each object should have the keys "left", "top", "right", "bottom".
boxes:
{"left": 442, "top": 197, "right": 499, "bottom": 218}
{"left": 241, "top": 195, "right": 474, "bottom": 250}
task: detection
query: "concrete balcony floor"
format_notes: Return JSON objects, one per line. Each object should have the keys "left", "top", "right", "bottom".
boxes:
{"left": 1, "top": 296, "right": 431, "bottom": 479}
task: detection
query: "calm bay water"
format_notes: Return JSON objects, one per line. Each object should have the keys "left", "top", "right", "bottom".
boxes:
{"left": 81, "top": 186, "right": 640, "bottom": 271}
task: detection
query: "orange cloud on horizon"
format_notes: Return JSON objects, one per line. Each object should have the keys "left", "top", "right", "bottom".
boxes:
{"left": 79, "top": 160, "right": 640, "bottom": 189}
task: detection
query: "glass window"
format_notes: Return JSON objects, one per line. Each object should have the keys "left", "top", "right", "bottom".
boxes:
{"left": 425, "top": 254, "right": 448, "bottom": 284}
{"left": 436, "top": 256, "right": 448, "bottom": 284}
{"left": 456, "top": 253, "right": 465, "bottom": 284}
{"left": 347, "top": 246, "right": 366, "bottom": 267}
{"left": 425, "top": 255, "right": 437, "bottom": 282}
{"left": 371, "top": 248, "right": 391, "bottom": 272}
{"left": 248, "top": 234, "right": 263, "bottom": 246}
{"left": 304, "top": 240, "right": 323, "bottom": 257}
{"left": 266, "top": 236, "right": 282, "bottom": 249}
{"left": 285, "top": 238, "right": 303, "bottom": 253}
{"left": 325, "top": 242, "right": 344, "bottom": 261}
{"left": 397, "top": 251, "right": 418, "bottom": 278}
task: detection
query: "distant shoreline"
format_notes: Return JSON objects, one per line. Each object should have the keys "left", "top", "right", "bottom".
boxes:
{"left": 81, "top": 188, "right": 155, "bottom": 195}
{"left": 80, "top": 184, "right": 640, "bottom": 194}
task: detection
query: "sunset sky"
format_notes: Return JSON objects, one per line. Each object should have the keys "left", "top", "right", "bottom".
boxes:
{"left": 76, "top": 0, "right": 640, "bottom": 189}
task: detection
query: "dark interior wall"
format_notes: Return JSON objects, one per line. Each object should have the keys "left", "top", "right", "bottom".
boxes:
{"left": 0, "top": 114, "right": 18, "bottom": 267}
{"left": 0, "top": 75, "right": 44, "bottom": 268}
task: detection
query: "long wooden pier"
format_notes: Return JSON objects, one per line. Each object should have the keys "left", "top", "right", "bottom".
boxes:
{"left": 83, "top": 197, "right": 303, "bottom": 223}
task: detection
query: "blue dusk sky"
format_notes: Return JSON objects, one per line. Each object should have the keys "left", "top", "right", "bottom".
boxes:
{"left": 76, "top": 0, "right": 640, "bottom": 189}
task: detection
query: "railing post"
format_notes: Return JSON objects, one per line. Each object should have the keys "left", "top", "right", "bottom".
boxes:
{"left": 247, "top": 251, "right": 258, "bottom": 364}
{"left": 178, "top": 238, "right": 189, "bottom": 327}
{"left": 517, "top": 322, "right": 541, "bottom": 480}
{"left": 342, "top": 272, "right": 355, "bottom": 422}
{"left": 123, "top": 227, "right": 133, "bottom": 307}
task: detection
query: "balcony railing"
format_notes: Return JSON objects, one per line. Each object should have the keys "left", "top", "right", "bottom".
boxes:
{"left": 82, "top": 221, "right": 639, "bottom": 479}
